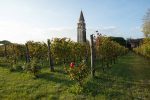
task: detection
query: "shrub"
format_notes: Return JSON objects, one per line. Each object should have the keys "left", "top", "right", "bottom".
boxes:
{"left": 64, "top": 60, "right": 89, "bottom": 87}
{"left": 23, "top": 58, "right": 41, "bottom": 78}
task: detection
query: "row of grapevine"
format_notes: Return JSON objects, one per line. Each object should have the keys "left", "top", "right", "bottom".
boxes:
{"left": 50, "top": 38, "right": 90, "bottom": 64}
{"left": 93, "top": 34, "right": 128, "bottom": 72}
{"left": 133, "top": 38, "right": 150, "bottom": 59}
{"left": 0, "top": 43, "right": 25, "bottom": 62}
{"left": 0, "top": 35, "right": 128, "bottom": 78}
{"left": 0, "top": 38, "right": 89, "bottom": 75}
{"left": 0, "top": 39, "right": 89, "bottom": 64}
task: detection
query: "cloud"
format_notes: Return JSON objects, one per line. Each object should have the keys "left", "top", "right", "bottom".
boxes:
{"left": 101, "top": 26, "right": 120, "bottom": 35}
{"left": 43, "top": 27, "right": 77, "bottom": 41}
{"left": 87, "top": 26, "right": 123, "bottom": 38}
{"left": 129, "top": 26, "right": 144, "bottom": 38}
{"left": 0, "top": 20, "right": 77, "bottom": 43}
{"left": 130, "top": 26, "right": 142, "bottom": 33}
{"left": 0, "top": 20, "right": 42, "bottom": 43}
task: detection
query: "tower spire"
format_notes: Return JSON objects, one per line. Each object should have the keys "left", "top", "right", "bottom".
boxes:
{"left": 79, "top": 10, "right": 85, "bottom": 21}
{"left": 77, "top": 11, "right": 86, "bottom": 43}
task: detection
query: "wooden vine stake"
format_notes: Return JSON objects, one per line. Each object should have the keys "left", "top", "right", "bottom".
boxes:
{"left": 47, "top": 39, "right": 54, "bottom": 72}
{"left": 25, "top": 43, "right": 30, "bottom": 63}
{"left": 4, "top": 44, "right": 7, "bottom": 58}
{"left": 90, "top": 34, "right": 95, "bottom": 78}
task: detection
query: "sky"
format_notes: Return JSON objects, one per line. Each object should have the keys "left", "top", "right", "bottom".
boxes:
{"left": 0, "top": 0, "right": 150, "bottom": 43}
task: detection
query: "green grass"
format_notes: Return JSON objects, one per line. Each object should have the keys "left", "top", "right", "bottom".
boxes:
{"left": 0, "top": 52, "right": 150, "bottom": 100}
{"left": 0, "top": 66, "right": 78, "bottom": 100}
{"left": 110, "top": 52, "right": 150, "bottom": 81}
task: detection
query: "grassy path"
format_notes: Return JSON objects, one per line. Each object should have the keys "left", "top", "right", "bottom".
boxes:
{"left": 110, "top": 52, "right": 150, "bottom": 81}
{"left": 102, "top": 52, "right": 150, "bottom": 99}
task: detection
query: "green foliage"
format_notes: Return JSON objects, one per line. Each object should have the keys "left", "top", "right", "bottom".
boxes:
{"left": 51, "top": 38, "right": 72, "bottom": 64}
{"left": 26, "top": 41, "right": 48, "bottom": 60}
{"left": 51, "top": 38, "right": 90, "bottom": 64}
{"left": 95, "top": 34, "right": 128, "bottom": 70}
{"left": 110, "top": 37, "right": 126, "bottom": 47}
{"left": 143, "top": 9, "right": 150, "bottom": 37}
{"left": 134, "top": 38, "right": 150, "bottom": 58}
{"left": 0, "top": 40, "right": 11, "bottom": 45}
{"left": 64, "top": 60, "right": 89, "bottom": 87}
{"left": 69, "top": 84, "right": 84, "bottom": 94}
{"left": 0, "top": 43, "right": 26, "bottom": 59}
{"left": 23, "top": 58, "right": 41, "bottom": 77}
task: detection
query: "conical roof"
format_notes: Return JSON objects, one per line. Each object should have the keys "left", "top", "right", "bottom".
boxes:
{"left": 79, "top": 11, "right": 85, "bottom": 21}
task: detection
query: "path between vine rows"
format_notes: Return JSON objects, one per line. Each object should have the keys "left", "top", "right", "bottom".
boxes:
{"left": 110, "top": 52, "right": 150, "bottom": 83}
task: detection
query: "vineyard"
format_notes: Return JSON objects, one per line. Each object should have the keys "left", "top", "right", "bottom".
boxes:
{"left": 0, "top": 34, "right": 150, "bottom": 99}
{"left": 0, "top": 34, "right": 127, "bottom": 77}
{"left": 0, "top": 0, "right": 150, "bottom": 99}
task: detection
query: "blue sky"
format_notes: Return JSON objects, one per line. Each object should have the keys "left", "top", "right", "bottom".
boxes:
{"left": 0, "top": 0, "right": 149, "bottom": 43}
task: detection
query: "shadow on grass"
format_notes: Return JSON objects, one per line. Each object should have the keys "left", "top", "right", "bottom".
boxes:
{"left": 0, "top": 63, "right": 25, "bottom": 73}
{"left": 39, "top": 72, "right": 74, "bottom": 86}
{"left": 54, "top": 69, "right": 66, "bottom": 75}
{"left": 83, "top": 80, "right": 102, "bottom": 97}
{"left": 0, "top": 63, "right": 9, "bottom": 68}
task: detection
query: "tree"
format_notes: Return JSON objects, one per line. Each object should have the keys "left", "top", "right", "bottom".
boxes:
{"left": 143, "top": 9, "right": 150, "bottom": 37}
{"left": 110, "top": 37, "right": 126, "bottom": 47}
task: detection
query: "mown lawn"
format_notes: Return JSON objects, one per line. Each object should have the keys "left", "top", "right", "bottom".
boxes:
{"left": 0, "top": 52, "right": 150, "bottom": 100}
